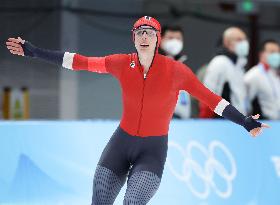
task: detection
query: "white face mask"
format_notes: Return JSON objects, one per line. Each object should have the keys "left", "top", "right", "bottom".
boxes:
{"left": 234, "top": 40, "right": 249, "bottom": 57}
{"left": 267, "top": 52, "right": 280, "bottom": 69}
{"left": 162, "top": 39, "right": 183, "bottom": 56}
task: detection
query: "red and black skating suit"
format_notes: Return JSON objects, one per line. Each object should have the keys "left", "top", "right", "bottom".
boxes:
{"left": 65, "top": 52, "right": 223, "bottom": 136}
{"left": 21, "top": 41, "right": 261, "bottom": 205}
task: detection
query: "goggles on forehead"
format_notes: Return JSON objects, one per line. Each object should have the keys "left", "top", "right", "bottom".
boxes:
{"left": 133, "top": 27, "right": 158, "bottom": 37}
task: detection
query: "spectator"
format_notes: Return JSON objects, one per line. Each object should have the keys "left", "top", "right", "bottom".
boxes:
{"left": 244, "top": 39, "right": 280, "bottom": 120}
{"left": 159, "top": 25, "right": 190, "bottom": 119}
{"left": 200, "top": 27, "right": 248, "bottom": 118}
{"left": 191, "top": 36, "right": 223, "bottom": 118}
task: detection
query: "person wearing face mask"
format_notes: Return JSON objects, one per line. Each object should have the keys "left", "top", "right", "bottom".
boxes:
{"left": 159, "top": 25, "right": 191, "bottom": 119}
{"left": 200, "top": 27, "right": 249, "bottom": 118}
{"left": 244, "top": 39, "right": 280, "bottom": 120}
{"left": 159, "top": 25, "right": 187, "bottom": 63}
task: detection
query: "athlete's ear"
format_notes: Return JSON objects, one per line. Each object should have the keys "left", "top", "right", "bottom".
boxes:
{"left": 132, "top": 30, "right": 135, "bottom": 44}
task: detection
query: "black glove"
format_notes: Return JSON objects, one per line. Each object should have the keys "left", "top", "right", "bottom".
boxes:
{"left": 222, "top": 104, "right": 261, "bottom": 132}
{"left": 22, "top": 41, "right": 64, "bottom": 65}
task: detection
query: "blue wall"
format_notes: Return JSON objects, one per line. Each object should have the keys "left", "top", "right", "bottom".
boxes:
{"left": 0, "top": 120, "right": 279, "bottom": 205}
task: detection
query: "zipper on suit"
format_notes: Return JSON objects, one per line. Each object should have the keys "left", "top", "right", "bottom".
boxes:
{"left": 137, "top": 67, "right": 150, "bottom": 135}
{"left": 135, "top": 52, "right": 156, "bottom": 136}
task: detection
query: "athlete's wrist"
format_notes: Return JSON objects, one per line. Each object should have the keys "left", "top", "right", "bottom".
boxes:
{"left": 221, "top": 103, "right": 261, "bottom": 132}
{"left": 22, "top": 41, "right": 37, "bottom": 57}
{"left": 243, "top": 116, "right": 262, "bottom": 132}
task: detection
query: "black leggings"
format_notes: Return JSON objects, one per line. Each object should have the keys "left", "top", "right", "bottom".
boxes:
{"left": 91, "top": 126, "right": 168, "bottom": 205}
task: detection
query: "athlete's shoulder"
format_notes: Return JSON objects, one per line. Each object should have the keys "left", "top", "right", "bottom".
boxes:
{"left": 105, "top": 53, "right": 131, "bottom": 78}
{"left": 105, "top": 53, "right": 131, "bottom": 67}
{"left": 106, "top": 53, "right": 131, "bottom": 60}
{"left": 156, "top": 53, "right": 168, "bottom": 59}
{"left": 157, "top": 54, "right": 175, "bottom": 63}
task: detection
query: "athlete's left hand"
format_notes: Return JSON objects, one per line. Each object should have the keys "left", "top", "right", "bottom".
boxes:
{"left": 249, "top": 114, "right": 270, "bottom": 137}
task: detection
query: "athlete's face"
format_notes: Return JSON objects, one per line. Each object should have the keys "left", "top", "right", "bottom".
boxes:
{"left": 134, "top": 26, "right": 158, "bottom": 54}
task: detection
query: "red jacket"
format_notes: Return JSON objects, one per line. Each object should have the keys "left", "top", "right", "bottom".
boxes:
{"left": 69, "top": 53, "right": 222, "bottom": 137}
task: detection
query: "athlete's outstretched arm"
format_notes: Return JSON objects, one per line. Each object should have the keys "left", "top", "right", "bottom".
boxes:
{"left": 175, "top": 62, "right": 270, "bottom": 137}
{"left": 5, "top": 37, "right": 124, "bottom": 78}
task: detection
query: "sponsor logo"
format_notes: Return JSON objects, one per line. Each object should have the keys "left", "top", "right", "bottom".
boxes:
{"left": 144, "top": 16, "right": 152, "bottom": 20}
{"left": 130, "top": 61, "right": 135, "bottom": 68}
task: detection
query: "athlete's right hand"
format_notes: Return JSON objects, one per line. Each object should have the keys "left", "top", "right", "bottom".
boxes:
{"left": 6, "top": 37, "right": 25, "bottom": 56}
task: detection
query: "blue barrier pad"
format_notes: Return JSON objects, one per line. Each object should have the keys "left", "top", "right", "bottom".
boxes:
{"left": 0, "top": 120, "right": 279, "bottom": 205}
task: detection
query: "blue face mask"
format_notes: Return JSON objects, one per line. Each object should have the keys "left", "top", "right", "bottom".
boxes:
{"left": 234, "top": 40, "right": 249, "bottom": 57}
{"left": 267, "top": 52, "right": 280, "bottom": 69}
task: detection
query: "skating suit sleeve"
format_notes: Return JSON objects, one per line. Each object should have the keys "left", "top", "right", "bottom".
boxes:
{"left": 174, "top": 62, "right": 222, "bottom": 113}
{"left": 22, "top": 41, "right": 125, "bottom": 79}
{"left": 174, "top": 62, "right": 261, "bottom": 132}
{"left": 63, "top": 53, "right": 126, "bottom": 79}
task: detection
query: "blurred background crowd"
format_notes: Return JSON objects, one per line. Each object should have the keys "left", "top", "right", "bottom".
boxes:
{"left": 1, "top": 0, "right": 280, "bottom": 120}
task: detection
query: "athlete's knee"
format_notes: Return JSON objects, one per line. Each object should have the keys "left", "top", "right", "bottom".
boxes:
{"left": 92, "top": 165, "right": 125, "bottom": 205}
{"left": 123, "top": 171, "right": 161, "bottom": 205}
